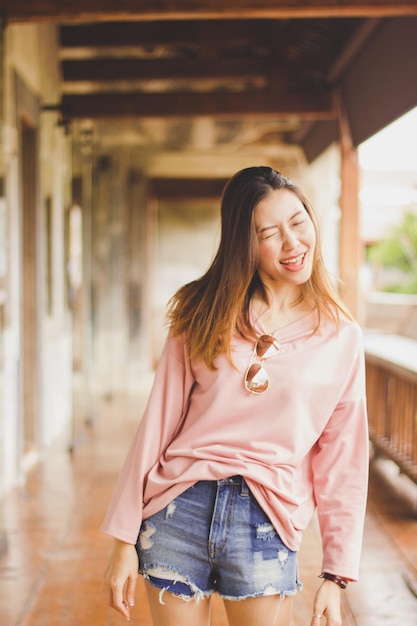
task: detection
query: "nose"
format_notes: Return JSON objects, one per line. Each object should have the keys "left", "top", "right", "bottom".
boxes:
{"left": 282, "top": 227, "right": 299, "bottom": 249}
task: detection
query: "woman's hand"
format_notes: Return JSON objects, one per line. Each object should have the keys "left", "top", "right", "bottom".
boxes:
{"left": 310, "top": 579, "right": 342, "bottom": 626}
{"left": 103, "top": 539, "right": 139, "bottom": 620}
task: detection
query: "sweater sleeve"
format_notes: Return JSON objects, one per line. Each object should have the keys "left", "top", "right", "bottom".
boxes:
{"left": 100, "top": 333, "right": 195, "bottom": 544}
{"left": 312, "top": 331, "right": 369, "bottom": 581}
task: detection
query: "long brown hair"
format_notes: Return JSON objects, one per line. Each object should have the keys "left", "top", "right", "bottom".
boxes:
{"left": 167, "top": 166, "right": 352, "bottom": 368}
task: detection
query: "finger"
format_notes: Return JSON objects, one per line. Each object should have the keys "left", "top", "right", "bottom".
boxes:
{"left": 311, "top": 613, "right": 325, "bottom": 625}
{"left": 125, "top": 572, "right": 138, "bottom": 608}
{"left": 110, "top": 579, "right": 130, "bottom": 619}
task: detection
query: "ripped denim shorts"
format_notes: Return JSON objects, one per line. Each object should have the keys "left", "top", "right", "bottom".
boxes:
{"left": 136, "top": 476, "right": 302, "bottom": 602}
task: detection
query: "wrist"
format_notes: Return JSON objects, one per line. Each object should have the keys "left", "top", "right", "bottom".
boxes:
{"left": 319, "top": 572, "right": 348, "bottom": 589}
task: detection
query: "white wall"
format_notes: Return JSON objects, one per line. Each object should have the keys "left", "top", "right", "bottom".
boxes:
{"left": 304, "top": 144, "right": 342, "bottom": 284}
{"left": 0, "top": 23, "right": 73, "bottom": 496}
{"left": 155, "top": 198, "right": 220, "bottom": 356}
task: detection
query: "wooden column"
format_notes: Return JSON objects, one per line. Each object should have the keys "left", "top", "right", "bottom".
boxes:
{"left": 335, "top": 91, "right": 361, "bottom": 320}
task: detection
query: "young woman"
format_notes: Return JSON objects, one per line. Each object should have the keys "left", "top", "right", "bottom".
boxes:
{"left": 102, "top": 166, "right": 369, "bottom": 626}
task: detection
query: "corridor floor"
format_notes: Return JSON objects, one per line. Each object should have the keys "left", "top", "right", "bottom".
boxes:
{"left": 1, "top": 389, "right": 416, "bottom": 626}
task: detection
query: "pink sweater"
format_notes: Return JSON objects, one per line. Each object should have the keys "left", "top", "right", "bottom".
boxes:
{"left": 101, "top": 311, "right": 369, "bottom": 581}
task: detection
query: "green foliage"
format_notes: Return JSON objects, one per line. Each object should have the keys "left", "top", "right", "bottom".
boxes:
{"left": 367, "top": 208, "right": 417, "bottom": 294}
{"left": 382, "top": 278, "right": 417, "bottom": 294}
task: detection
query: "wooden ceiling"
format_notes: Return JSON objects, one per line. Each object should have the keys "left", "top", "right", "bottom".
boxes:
{"left": 3, "top": 1, "right": 417, "bottom": 163}
{"left": 59, "top": 18, "right": 349, "bottom": 121}
{"left": 4, "top": 1, "right": 417, "bottom": 22}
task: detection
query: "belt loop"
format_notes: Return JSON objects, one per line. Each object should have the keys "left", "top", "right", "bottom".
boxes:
{"left": 240, "top": 477, "right": 249, "bottom": 497}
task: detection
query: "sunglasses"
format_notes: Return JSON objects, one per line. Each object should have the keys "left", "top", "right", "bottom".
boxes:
{"left": 244, "top": 334, "right": 281, "bottom": 394}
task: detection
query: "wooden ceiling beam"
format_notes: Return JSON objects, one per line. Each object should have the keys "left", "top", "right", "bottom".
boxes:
{"left": 60, "top": 20, "right": 271, "bottom": 48}
{"left": 61, "top": 58, "right": 268, "bottom": 82}
{"left": 4, "top": 1, "right": 417, "bottom": 24}
{"left": 61, "top": 90, "right": 334, "bottom": 119}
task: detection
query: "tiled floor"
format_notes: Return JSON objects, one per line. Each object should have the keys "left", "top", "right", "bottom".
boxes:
{"left": 1, "top": 390, "right": 416, "bottom": 626}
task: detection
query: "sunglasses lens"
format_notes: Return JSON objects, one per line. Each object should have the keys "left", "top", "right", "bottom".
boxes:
{"left": 256, "top": 335, "right": 280, "bottom": 359}
{"left": 245, "top": 363, "right": 269, "bottom": 394}
{"left": 245, "top": 335, "right": 280, "bottom": 394}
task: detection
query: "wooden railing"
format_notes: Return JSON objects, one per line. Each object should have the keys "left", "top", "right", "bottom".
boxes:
{"left": 366, "top": 352, "right": 417, "bottom": 485}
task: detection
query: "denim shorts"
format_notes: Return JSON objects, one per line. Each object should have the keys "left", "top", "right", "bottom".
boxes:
{"left": 136, "top": 476, "right": 301, "bottom": 601}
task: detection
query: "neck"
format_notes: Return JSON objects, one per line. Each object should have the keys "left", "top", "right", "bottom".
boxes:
{"left": 252, "top": 286, "right": 312, "bottom": 332}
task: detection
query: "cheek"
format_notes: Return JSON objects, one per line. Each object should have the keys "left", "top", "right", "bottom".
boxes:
{"left": 302, "top": 221, "right": 316, "bottom": 250}
{"left": 309, "top": 227, "right": 317, "bottom": 251}
{"left": 257, "top": 244, "right": 280, "bottom": 269}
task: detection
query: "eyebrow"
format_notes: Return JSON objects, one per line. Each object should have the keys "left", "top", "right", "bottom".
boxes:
{"left": 256, "top": 209, "right": 305, "bottom": 234}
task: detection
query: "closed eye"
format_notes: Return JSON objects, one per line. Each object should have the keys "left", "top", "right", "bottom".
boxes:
{"left": 258, "top": 228, "right": 279, "bottom": 240}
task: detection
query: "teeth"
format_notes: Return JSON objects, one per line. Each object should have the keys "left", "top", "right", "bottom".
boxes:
{"left": 281, "top": 253, "right": 304, "bottom": 265}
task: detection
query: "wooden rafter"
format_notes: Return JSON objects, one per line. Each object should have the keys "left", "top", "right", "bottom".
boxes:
{"left": 3, "top": 0, "right": 417, "bottom": 23}
{"left": 61, "top": 59, "right": 269, "bottom": 82}
{"left": 61, "top": 89, "right": 334, "bottom": 119}
{"left": 59, "top": 19, "right": 273, "bottom": 47}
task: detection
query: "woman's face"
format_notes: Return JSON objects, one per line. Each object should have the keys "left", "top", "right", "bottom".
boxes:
{"left": 254, "top": 188, "right": 317, "bottom": 290}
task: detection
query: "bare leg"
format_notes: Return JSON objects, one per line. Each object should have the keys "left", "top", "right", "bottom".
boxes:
{"left": 224, "top": 595, "right": 293, "bottom": 626}
{"left": 144, "top": 579, "right": 212, "bottom": 626}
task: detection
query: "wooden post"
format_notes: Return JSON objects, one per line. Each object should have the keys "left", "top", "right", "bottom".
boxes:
{"left": 335, "top": 91, "right": 361, "bottom": 320}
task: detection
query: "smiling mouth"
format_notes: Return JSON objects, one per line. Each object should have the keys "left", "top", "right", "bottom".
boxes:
{"left": 280, "top": 252, "right": 306, "bottom": 266}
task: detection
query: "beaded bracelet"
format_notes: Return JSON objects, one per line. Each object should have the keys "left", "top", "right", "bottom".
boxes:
{"left": 319, "top": 573, "right": 349, "bottom": 589}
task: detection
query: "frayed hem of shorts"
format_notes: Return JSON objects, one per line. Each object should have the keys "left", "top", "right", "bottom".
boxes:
{"left": 140, "top": 569, "right": 213, "bottom": 604}
{"left": 217, "top": 581, "right": 303, "bottom": 602}
{"left": 140, "top": 567, "right": 303, "bottom": 604}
